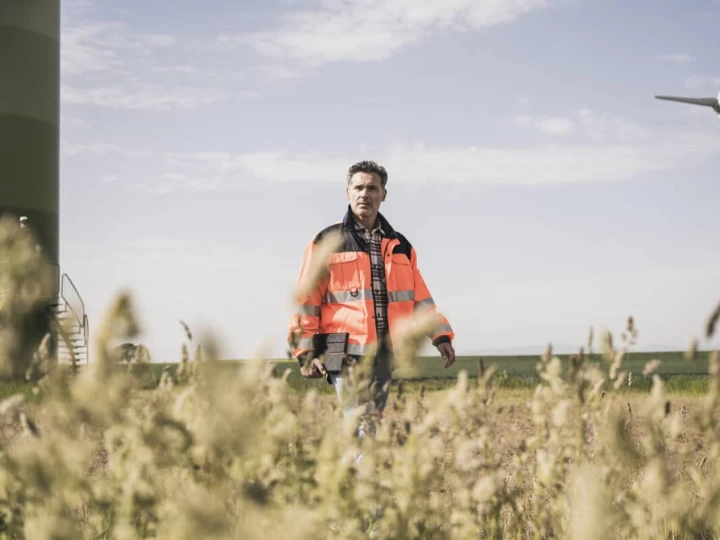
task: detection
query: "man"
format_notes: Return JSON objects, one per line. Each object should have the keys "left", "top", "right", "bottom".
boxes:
{"left": 288, "top": 160, "right": 455, "bottom": 435}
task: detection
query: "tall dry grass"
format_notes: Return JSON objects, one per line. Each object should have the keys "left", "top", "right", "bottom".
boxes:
{"left": 0, "top": 216, "right": 719, "bottom": 539}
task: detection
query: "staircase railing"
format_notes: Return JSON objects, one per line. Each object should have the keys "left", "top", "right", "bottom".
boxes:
{"left": 58, "top": 273, "right": 89, "bottom": 365}
{"left": 61, "top": 274, "right": 85, "bottom": 324}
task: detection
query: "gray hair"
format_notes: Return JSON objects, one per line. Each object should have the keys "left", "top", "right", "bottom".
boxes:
{"left": 346, "top": 160, "right": 388, "bottom": 188}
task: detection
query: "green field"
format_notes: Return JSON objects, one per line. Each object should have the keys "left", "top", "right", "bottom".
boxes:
{"left": 2, "top": 350, "right": 710, "bottom": 398}
{"left": 132, "top": 349, "right": 713, "bottom": 394}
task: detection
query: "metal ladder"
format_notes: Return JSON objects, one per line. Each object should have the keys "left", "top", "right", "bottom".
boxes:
{"left": 48, "top": 274, "right": 89, "bottom": 365}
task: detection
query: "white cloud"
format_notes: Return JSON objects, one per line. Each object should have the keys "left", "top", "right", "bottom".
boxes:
{"left": 61, "top": 83, "right": 226, "bottom": 111}
{"left": 685, "top": 74, "right": 708, "bottom": 90}
{"left": 128, "top": 173, "right": 227, "bottom": 194}
{"left": 148, "top": 151, "right": 349, "bottom": 192}
{"left": 146, "top": 65, "right": 199, "bottom": 74}
{"left": 62, "top": 0, "right": 93, "bottom": 12}
{"left": 61, "top": 141, "right": 150, "bottom": 158}
{"left": 536, "top": 117, "right": 575, "bottom": 135}
{"left": 613, "top": 117, "right": 652, "bottom": 142}
{"left": 684, "top": 74, "right": 720, "bottom": 91}
{"left": 516, "top": 108, "right": 651, "bottom": 141}
{"left": 61, "top": 16, "right": 247, "bottom": 111}
{"left": 127, "top": 182, "right": 174, "bottom": 195}
{"left": 65, "top": 103, "right": 716, "bottom": 193}
{"left": 574, "top": 109, "right": 651, "bottom": 143}
{"left": 371, "top": 135, "right": 712, "bottom": 185}
{"left": 251, "top": 64, "right": 310, "bottom": 80}
{"left": 205, "top": 34, "right": 248, "bottom": 53}
{"left": 61, "top": 116, "right": 94, "bottom": 130}
{"left": 225, "top": 0, "right": 551, "bottom": 68}
{"left": 657, "top": 53, "right": 695, "bottom": 64}
{"left": 516, "top": 115, "right": 575, "bottom": 135}
{"left": 122, "top": 119, "right": 717, "bottom": 193}
{"left": 62, "top": 21, "right": 176, "bottom": 76}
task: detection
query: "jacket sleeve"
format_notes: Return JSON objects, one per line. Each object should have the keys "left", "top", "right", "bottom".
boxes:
{"left": 287, "top": 238, "right": 328, "bottom": 362}
{"left": 409, "top": 246, "right": 454, "bottom": 347}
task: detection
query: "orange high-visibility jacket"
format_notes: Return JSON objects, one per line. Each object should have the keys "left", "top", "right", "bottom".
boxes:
{"left": 288, "top": 206, "right": 454, "bottom": 363}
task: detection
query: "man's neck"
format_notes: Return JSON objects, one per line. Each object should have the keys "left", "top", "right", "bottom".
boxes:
{"left": 353, "top": 213, "right": 377, "bottom": 230}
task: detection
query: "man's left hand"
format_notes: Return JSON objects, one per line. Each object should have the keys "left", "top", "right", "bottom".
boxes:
{"left": 438, "top": 342, "right": 456, "bottom": 368}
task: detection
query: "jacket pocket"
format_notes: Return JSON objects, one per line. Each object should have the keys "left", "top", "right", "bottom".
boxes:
{"left": 327, "top": 251, "right": 361, "bottom": 291}
{"left": 388, "top": 252, "right": 414, "bottom": 290}
{"left": 390, "top": 253, "right": 411, "bottom": 265}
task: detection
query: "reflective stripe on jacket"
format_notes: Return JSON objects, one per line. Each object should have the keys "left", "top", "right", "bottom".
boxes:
{"left": 288, "top": 206, "right": 454, "bottom": 361}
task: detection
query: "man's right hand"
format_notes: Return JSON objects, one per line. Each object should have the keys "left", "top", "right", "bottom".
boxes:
{"left": 300, "top": 357, "right": 327, "bottom": 378}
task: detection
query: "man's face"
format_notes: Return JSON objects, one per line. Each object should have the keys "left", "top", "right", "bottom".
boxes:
{"left": 346, "top": 172, "right": 387, "bottom": 224}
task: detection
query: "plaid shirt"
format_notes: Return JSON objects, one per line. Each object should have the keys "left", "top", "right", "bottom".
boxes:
{"left": 354, "top": 218, "right": 388, "bottom": 336}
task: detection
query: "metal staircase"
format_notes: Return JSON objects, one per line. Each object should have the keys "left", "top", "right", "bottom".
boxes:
{"left": 0, "top": 267, "right": 89, "bottom": 366}
{"left": 48, "top": 273, "right": 89, "bottom": 365}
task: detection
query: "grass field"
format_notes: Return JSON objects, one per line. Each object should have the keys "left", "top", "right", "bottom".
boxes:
{"left": 2, "top": 350, "right": 711, "bottom": 402}
{"left": 104, "top": 349, "right": 713, "bottom": 395}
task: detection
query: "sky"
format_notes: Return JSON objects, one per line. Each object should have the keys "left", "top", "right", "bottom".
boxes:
{"left": 58, "top": 0, "right": 720, "bottom": 362}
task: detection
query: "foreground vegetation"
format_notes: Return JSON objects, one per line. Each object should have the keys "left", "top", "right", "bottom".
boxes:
{"left": 2, "top": 216, "right": 720, "bottom": 538}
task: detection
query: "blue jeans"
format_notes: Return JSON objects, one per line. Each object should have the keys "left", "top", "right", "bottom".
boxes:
{"left": 329, "top": 373, "right": 391, "bottom": 438}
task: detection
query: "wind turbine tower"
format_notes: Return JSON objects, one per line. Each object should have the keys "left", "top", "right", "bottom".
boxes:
{"left": 0, "top": 0, "right": 89, "bottom": 368}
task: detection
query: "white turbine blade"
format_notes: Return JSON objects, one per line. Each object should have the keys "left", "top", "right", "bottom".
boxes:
{"left": 655, "top": 95, "right": 718, "bottom": 107}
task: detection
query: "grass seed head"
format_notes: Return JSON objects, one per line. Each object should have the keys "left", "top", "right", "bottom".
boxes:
{"left": 293, "top": 230, "right": 343, "bottom": 305}
{"left": 706, "top": 301, "right": 720, "bottom": 340}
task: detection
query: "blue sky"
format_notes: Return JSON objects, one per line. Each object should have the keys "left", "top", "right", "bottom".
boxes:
{"left": 59, "top": 0, "right": 720, "bottom": 361}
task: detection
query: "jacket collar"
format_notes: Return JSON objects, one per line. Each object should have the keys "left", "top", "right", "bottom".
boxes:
{"left": 342, "top": 204, "right": 397, "bottom": 239}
